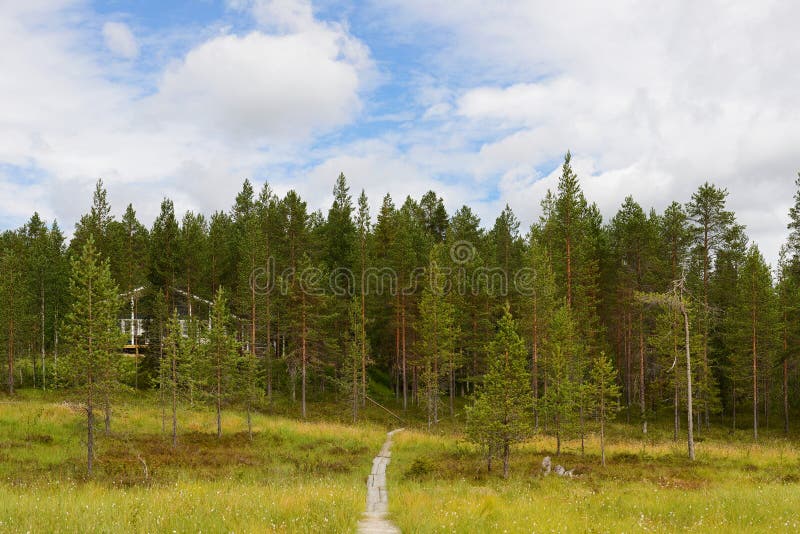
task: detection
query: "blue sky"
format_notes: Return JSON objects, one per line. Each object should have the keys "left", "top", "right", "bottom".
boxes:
{"left": 1, "top": 0, "right": 799, "bottom": 263}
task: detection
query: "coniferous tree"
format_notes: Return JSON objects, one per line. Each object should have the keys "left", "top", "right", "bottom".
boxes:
{"left": 417, "top": 246, "right": 458, "bottom": 428}
{"left": 371, "top": 194, "right": 400, "bottom": 396}
{"left": 488, "top": 204, "right": 523, "bottom": 315}
{"left": 355, "top": 189, "right": 371, "bottom": 404}
{"left": 589, "top": 351, "right": 621, "bottom": 466}
{"left": 199, "top": 288, "right": 238, "bottom": 438}
{"left": 686, "top": 183, "right": 737, "bottom": 426}
{"left": 256, "top": 183, "right": 281, "bottom": 399}
{"left": 726, "top": 245, "right": 775, "bottom": 439}
{"left": 394, "top": 197, "right": 430, "bottom": 409}
{"left": 234, "top": 190, "right": 261, "bottom": 430}
{"left": 23, "top": 214, "right": 55, "bottom": 389}
{"left": 323, "top": 174, "right": 356, "bottom": 402}
{"left": 149, "top": 199, "right": 180, "bottom": 306}
{"left": 208, "top": 211, "right": 236, "bottom": 296}
{"left": 62, "top": 236, "right": 124, "bottom": 474}
{"left": 447, "top": 206, "right": 489, "bottom": 397}
{"left": 71, "top": 179, "right": 114, "bottom": 264}
{"left": 540, "top": 305, "right": 580, "bottom": 456}
{"left": 519, "top": 232, "right": 557, "bottom": 428}
{"left": 610, "top": 196, "right": 658, "bottom": 433}
{"left": 466, "top": 305, "right": 533, "bottom": 478}
{"left": 787, "top": 173, "right": 800, "bottom": 270}
{"left": 776, "top": 248, "right": 799, "bottom": 434}
{"left": 341, "top": 296, "right": 368, "bottom": 423}
{"left": 178, "top": 211, "right": 207, "bottom": 317}
{"left": 161, "top": 310, "right": 186, "bottom": 447}
{"left": 1, "top": 231, "right": 31, "bottom": 395}
{"left": 419, "top": 190, "right": 448, "bottom": 243}
{"left": 109, "top": 205, "right": 148, "bottom": 387}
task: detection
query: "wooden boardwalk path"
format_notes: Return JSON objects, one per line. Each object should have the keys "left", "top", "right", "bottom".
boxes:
{"left": 357, "top": 428, "right": 403, "bottom": 534}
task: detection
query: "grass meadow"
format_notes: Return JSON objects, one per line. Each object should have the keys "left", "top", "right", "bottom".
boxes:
{"left": 389, "top": 426, "right": 800, "bottom": 533}
{"left": 2, "top": 392, "right": 800, "bottom": 532}
{"left": 0, "top": 391, "right": 385, "bottom": 533}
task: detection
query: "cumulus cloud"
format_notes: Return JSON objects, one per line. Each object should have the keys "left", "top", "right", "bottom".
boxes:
{"left": 102, "top": 21, "right": 138, "bottom": 59}
{"left": 0, "top": 0, "right": 371, "bottom": 231}
{"left": 1, "top": 0, "right": 798, "bottom": 266}
{"left": 151, "top": 29, "right": 366, "bottom": 140}
{"left": 369, "top": 0, "right": 800, "bottom": 263}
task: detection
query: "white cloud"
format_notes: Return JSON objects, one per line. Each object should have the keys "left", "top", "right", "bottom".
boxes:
{"left": 151, "top": 29, "right": 366, "bottom": 140}
{"left": 102, "top": 21, "right": 138, "bottom": 59}
{"left": 229, "top": 0, "right": 316, "bottom": 33}
{"left": 0, "top": 0, "right": 372, "bottom": 231}
{"left": 1, "top": 0, "right": 798, "bottom": 268}
{"left": 369, "top": 0, "right": 800, "bottom": 263}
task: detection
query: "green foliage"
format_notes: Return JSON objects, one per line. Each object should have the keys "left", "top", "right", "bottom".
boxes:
{"left": 466, "top": 305, "right": 533, "bottom": 477}
{"left": 417, "top": 247, "right": 459, "bottom": 428}
{"left": 195, "top": 288, "right": 239, "bottom": 437}
{"left": 539, "top": 305, "right": 581, "bottom": 454}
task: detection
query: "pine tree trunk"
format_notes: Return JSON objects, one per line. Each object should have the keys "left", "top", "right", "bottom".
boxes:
{"left": 639, "top": 308, "right": 646, "bottom": 434}
{"left": 532, "top": 296, "right": 539, "bottom": 429}
{"left": 6, "top": 312, "right": 14, "bottom": 395}
{"left": 556, "top": 413, "right": 561, "bottom": 456}
{"left": 104, "top": 396, "right": 111, "bottom": 435}
{"left": 87, "top": 402, "right": 94, "bottom": 476}
{"left": 502, "top": 440, "right": 510, "bottom": 479}
{"left": 216, "top": 348, "right": 222, "bottom": 439}
{"left": 41, "top": 283, "right": 46, "bottom": 390}
{"left": 600, "top": 393, "right": 606, "bottom": 467}
{"left": 681, "top": 290, "right": 695, "bottom": 461}
{"left": 784, "top": 359, "right": 789, "bottom": 435}
{"left": 752, "top": 289, "right": 758, "bottom": 441}
{"left": 301, "top": 294, "right": 307, "bottom": 419}
{"left": 702, "top": 226, "right": 711, "bottom": 430}
{"left": 449, "top": 361, "right": 454, "bottom": 417}
{"left": 266, "top": 282, "right": 272, "bottom": 401}
{"left": 7, "top": 276, "right": 14, "bottom": 395}
{"left": 361, "top": 248, "right": 367, "bottom": 407}
{"left": 171, "top": 347, "right": 178, "bottom": 447}
{"left": 674, "top": 378, "right": 679, "bottom": 441}
{"left": 401, "top": 296, "right": 407, "bottom": 411}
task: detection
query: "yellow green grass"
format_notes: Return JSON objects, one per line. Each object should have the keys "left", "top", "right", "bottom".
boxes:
{"left": 5, "top": 392, "right": 800, "bottom": 532}
{"left": 389, "top": 429, "right": 800, "bottom": 533}
{"left": 0, "top": 392, "right": 385, "bottom": 533}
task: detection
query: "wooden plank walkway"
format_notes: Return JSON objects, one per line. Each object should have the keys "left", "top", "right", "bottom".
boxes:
{"left": 357, "top": 428, "right": 403, "bottom": 534}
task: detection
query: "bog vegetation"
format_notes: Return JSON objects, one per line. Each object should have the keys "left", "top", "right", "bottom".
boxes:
{"left": 2, "top": 154, "right": 800, "bottom": 530}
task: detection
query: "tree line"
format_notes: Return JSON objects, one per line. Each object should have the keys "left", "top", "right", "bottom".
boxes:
{"left": 2, "top": 155, "right": 800, "bottom": 473}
